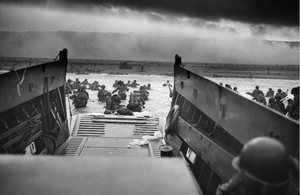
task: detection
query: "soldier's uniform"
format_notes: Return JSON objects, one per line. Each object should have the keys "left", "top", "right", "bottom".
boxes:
{"left": 97, "top": 85, "right": 107, "bottom": 102}
{"left": 216, "top": 137, "right": 298, "bottom": 195}
{"left": 70, "top": 88, "right": 88, "bottom": 108}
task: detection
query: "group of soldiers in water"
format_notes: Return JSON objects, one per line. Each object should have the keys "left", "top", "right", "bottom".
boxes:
{"left": 221, "top": 83, "right": 239, "bottom": 93}
{"left": 220, "top": 81, "right": 299, "bottom": 120}
{"left": 65, "top": 78, "right": 152, "bottom": 115}
{"left": 219, "top": 82, "right": 299, "bottom": 120}
{"left": 246, "top": 85, "right": 299, "bottom": 120}
{"left": 66, "top": 79, "right": 90, "bottom": 109}
{"left": 105, "top": 80, "right": 151, "bottom": 115}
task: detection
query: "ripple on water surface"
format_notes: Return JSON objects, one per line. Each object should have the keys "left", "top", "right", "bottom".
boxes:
{"left": 66, "top": 73, "right": 299, "bottom": 121}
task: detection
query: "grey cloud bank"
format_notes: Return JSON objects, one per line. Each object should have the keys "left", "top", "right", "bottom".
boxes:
{"left": 0, "top": 31, "right": 298, "bottom": 65}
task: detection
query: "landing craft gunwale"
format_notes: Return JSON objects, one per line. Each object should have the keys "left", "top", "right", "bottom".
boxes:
{"left": 165, "top": 64, "right": 298, "bottom": 194}
{"left": 0, "top": 50, "right": 298, "bottom": 195}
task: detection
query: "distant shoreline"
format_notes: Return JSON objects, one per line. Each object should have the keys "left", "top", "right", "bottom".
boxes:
{"left": 66, "top": 60, "right": 299, "bottom": 80}
{"left": 0, "top": 57, "right": 299, "bottom": 80}
{"left": 71, "top": 70, "right": 299, "bottom": 81}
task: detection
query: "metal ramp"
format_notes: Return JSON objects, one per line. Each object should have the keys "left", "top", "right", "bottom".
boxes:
{"left": 58, "top": 114, "right": 164, "bottom": 158}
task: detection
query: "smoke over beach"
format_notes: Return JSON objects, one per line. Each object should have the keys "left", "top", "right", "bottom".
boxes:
{"left": 0, "top": 1, "right": 298, "bottom": 65}
{"left": 0, "top": 31, "right": 298, "bottom": 65}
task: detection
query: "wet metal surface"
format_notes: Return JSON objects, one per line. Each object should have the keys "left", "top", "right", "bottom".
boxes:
{"left": 60, "top": 114, "right": 163, "bottom": 157}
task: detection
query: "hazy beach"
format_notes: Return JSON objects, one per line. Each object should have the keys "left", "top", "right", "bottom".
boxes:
{"left": 65, "top": 73, "right": 299, "bottom": 129}
{"left": 0, "top": 57, "right": 299, "bottom": 80}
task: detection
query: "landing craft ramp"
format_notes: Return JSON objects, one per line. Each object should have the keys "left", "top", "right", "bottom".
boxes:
{"left": 56, "top": 114, "right": 166, "bottom": 158}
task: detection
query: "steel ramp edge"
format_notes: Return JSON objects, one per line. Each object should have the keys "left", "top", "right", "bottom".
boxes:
{"left": 59, "top": 114, "right": 164, "bottom": 157}
{"left": 57, "top": 136, "right": 164, "bottom": 158}
{"left": 71, "top": 114, "right": 161, "bottom": 138}
{"left": 57, "top": 136, "right": 87, "bottom": 156}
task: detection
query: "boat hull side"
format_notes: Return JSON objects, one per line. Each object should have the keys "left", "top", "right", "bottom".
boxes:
{"left": 0, "top": 58, "right": 69, "bottom": 154}
{"left": 173, "top": 65, "right": 299, "bottom": 158}
{"left": 0, "top": 60, "right": 67, "bottom": 113}
{"left": 166, "top": 65, "right": 299, "bottom": 195}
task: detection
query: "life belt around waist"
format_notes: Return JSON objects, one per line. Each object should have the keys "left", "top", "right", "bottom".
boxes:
{"left": 165, "top": 105, "right": 180, "bottom": 134}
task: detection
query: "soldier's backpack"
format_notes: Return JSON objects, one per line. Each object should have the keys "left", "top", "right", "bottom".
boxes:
{"left": 117, "top": 108, "right": 133, "bottom": 115}
{"left": 76, "top": 92, "right": 86, "bottom": 100}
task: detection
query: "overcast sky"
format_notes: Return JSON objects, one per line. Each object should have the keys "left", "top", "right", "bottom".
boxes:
{"left": 0, "top": 0, "right": 298, "bottom": 41}
{"left": 0, "top": 1, "right": 298, "bottom": 64}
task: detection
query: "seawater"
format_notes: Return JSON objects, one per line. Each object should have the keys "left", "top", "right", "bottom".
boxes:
{"left": 66, "top": 73, "right": 299, "bottom": 121}
{"left": 66, "top": 73, "right": 174, "bottom": 121}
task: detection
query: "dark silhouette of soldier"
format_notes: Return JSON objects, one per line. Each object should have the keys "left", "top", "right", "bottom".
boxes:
{"left": 174, "top": 54, "right": 183, "bottom": 67}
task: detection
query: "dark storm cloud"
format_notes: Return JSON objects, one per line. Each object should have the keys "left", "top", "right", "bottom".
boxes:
{"left": 1, "top": 0, "right": 298, "bottom": 27}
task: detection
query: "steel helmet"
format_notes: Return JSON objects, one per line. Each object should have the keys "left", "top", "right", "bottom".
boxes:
{"left": 268, "top": 97, "right": 275, "bottom": 103}
{"left": 232, "top": 137, "right": 290, "bottom": 186}
{"left": 105, "top": 92, "right": 111, "bottom": 96}
{"left": 291, "top": 86, "right": 299, "bottom": 95}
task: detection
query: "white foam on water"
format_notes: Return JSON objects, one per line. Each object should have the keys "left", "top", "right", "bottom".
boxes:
{"left": 66, "top": 73, "right": 174, "bottom": 120}
{"left": 66, "top": 73, "right": 299, "bottom": 121}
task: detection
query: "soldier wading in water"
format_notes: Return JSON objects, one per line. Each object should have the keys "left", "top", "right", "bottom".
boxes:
{"left": 97, "top": 85, "right": 107, "bottom": 102}
{"left": 69, "top": 86, "right": 89, "bottom": 108}
{"left": 112, "top": 81, "right": 129, "bottom": 100}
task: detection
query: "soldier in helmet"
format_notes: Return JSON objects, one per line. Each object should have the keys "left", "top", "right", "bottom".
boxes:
{"left": 145, "top": 83, "right": 151, "bottom": 90}
{"left": 81, "top": 78, "right": 91, "bottom": 86}
{"left": 216, "top": 137, "right": 298, "bottom": 195}
{"left": 233, "top": 87, "right": 238, "bottom": 93}
{"left": 104, "top": 92, "right": 121, "bottom": 114}
{"left": 163, "top": 80, "right": 172, "bottom": 87}
{"left": 113, "top": 80, "right": 118, "bottom": 88}
{"left": 174, "top": 54, "right": 183, "bottom": 67}
{"left": 130, "top": 80, "right": 140, "bottom": 88}
{"left": 256, "top": 93, "right": 267, "bottom": 105}
{"left": 65, "top": 79, "right": 73, "bottom": 94}
{"left": 275, "top": 89, "right": 288, "bottom": 100}
{"left": 266, "top": 88, "right": 275, "bottom": 98}
{"left": 268, "top": 97, "right": 282, "bottom": 113}
{"left": 138, "top": 85, "right": 149, "bottom": 100}
{"left": 126, "top": 92, "right": 145, "bottom": 112}
{"left": 274, "top": 94, "right": 285, "bottom": 114}
{"left": 251, "top": 86, "right": 264, "bottom": 101}
{"left": 69, "top": 86, "right": 89, "bottom": 108}
{"left": 288, "top": 86, "right": 299, "bottom": 120}
{"left": 126, "top": 80, "right": 131, "bottom": 87}
{"left": 97, "top": 85, "right": 107, "bottom": 102}
{"left": 285, "top": 99, "right": 294, "bottom": 115}
{"left": 105, "top": 92, "right": 113, "bottom": 110}
{"left": 111, "top": 94, "right": 121, "bottom": 110}
{"left": 73, "top": 78, "right": 81, "bottom": 89}
{"left": 112, "top": 80, "right": 129, "bottom": 100}
{"left": 90, "top": 81, "right": 100, "bottom": 91}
